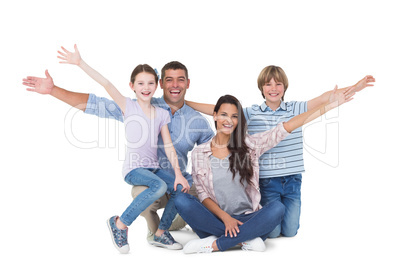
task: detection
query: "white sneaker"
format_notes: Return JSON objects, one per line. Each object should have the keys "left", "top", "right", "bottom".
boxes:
{"left": 183, "top": 235, "right": 218, "bottom": 254}
{"left": 241, "top": 237, "right": 266, "bottom": 252}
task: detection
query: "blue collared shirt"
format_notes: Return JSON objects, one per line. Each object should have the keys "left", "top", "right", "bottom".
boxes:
{"left": 85, "top": 94, "right": 215, "bottom": 185}
{"left": 244, "top": 101, "right": 308, "bottom": 178}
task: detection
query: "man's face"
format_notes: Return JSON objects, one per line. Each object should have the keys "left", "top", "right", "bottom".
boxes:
{"left": 160, "top": 69, "right": 190, "bottom": 109}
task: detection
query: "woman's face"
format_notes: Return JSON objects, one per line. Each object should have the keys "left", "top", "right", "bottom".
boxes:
{"left": 213, "top": 103, "right": 239, "bottom": 135}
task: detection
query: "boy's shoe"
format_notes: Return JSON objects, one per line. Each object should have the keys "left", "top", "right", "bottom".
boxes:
{"left": 241, "top": 237, "right": 266, "bottom": 252}
{"left": 150, "top": 230, "right": 183, "bottom": 250}
{"left": 183, "top": 235, "right": 218, "bottom": 254}
{"left": 107, "top": 216, "right": 130, "bottom": 254}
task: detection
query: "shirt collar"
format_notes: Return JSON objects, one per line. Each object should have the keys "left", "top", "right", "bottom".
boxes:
{"left": 199, "top": 138, "right": 214, "bottom": 156}
{"left": 260, "top": 101, "right": 286, "bottom": 112}
{"left": 153, "top": 97, "right": 185, "bottom": 115}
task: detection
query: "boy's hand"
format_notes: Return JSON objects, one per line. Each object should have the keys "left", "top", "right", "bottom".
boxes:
{"left": 23, "top": 70, "right": 54, "bottom": 94}
{"left": 353, "top": 75, "right": 375, "bottom": 92}
{"left": 174, "top": 174, "right": 190, "bottom": 193}
{"left": 58, "top": 44, "right": 82, "bottom": 65}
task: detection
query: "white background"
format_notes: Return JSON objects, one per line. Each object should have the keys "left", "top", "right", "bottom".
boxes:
{"left": 1, "top": 0, "right": 401, "bottom": 267}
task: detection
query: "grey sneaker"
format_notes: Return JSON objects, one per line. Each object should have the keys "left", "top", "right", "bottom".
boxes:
{"left": 150, "top": 230, "right": 183, "bottom": 250}
{"left": 146, "top": 230, "right": 155, "bottom": 244}
{"left": 107, "top": 216, "right": 130, "bottom": 254}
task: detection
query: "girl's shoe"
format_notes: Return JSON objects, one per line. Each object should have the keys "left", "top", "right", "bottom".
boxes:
{"left": 107, "top": 216, "right": 130, "bottom": 254}
{"left": 150, "top": 230, "right": 183, "bottom": 250}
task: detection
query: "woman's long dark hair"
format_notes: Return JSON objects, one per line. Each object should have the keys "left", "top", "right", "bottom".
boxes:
{"left": 213, "top": 95, "right": 254, "bottom": 186}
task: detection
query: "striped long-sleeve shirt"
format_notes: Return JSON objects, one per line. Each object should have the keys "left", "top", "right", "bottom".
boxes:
{"left": 244, "top": 101, "right": 307, "bottom": 178}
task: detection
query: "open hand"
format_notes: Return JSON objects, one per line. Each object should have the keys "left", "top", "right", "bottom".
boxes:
{"left": 328, "top": 85, "right": 355, "bottom": 108}
{"left": 23, "top": 70, "right": 54, "bottom": 94}
{"left": 57, "top": 44, "right": 82, "bottom": 65}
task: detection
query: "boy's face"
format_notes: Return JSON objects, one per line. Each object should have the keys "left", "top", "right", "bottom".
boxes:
{"left": 262, "top": 78, "right": 285, "bottom": 104}
{"left": 160, "top": 69, "right": 190, "bottom": 109}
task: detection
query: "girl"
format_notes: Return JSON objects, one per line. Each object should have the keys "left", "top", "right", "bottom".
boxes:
{"left": 57, "top": 45, "right": 190, "bottom": 253}
{"left": 175, "top": 90, "right": 354, "bottom": 253}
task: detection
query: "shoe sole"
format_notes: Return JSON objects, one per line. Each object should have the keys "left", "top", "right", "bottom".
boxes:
{"left": 149, "top": 240, "right": 183, "bottom": 250}
{"left": 107, "top": 218, "right": 130, "bottom": 254}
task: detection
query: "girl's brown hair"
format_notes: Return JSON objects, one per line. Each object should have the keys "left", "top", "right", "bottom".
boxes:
{"left": 130, "top": 64, "right": 158, "bottom": 84}
{"left": 213, "top": 95, "right": 254, "bottom": 186}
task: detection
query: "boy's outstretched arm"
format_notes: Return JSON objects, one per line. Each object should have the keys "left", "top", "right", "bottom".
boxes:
{"left": 307, "top": 75, "right": 375, "bottom": 111}
{"left": 23, "top": 70, "right": 89, "bottom": 111}
{"left": 284, "top": 86, "right": 355, "bottom": 133}
{"left": 58, "top": 44, "right": 126, "bottom": 112}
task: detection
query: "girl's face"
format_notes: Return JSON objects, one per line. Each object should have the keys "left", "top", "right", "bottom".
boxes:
{"left": 130, "top": 72, "right": 158, "bottom": 102}
{"left": 213, "top": 103, "right": 239, "bottom": 136}
{"left": 262, "top": 77, "right": 285, "bottom": 104}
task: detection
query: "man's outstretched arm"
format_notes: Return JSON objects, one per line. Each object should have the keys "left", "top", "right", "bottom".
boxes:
{"left": 23, "top": 69, "right": 89, "bottom": 111}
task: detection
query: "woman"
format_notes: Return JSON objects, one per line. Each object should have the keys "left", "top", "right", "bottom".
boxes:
{"left": 175, "top": 90, "right": 354, "bottom": 253}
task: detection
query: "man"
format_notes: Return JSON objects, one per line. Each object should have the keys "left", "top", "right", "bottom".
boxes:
{"left": 23, "top": 61, "right": 215, "bottom": 247}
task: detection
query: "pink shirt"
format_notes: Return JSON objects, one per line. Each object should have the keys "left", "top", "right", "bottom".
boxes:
{"left": 122, "top": 98, "right": 170, "bottom": 178}
{"left": 191, "top": 122, "right": 289, "bottom": 213}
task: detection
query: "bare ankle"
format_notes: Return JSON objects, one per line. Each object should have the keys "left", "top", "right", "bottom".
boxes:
{"left": 155, "top": 229, "right": 165, "bottom": 237}
{"left": 116, "top": 217, "right": 127, "bottom": 230}
{"left": 212, "top": 240, "right": 219, "bottom": 252}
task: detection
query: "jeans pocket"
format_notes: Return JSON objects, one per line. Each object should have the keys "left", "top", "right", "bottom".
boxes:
{"left": 289, "top": 175, "right": 302, "bottom": 195}
{"left": 292, "top": 174, "right": 302, "bottom": 183}
{"left": 259, "top": 178, "right": 271, "bottom": 187}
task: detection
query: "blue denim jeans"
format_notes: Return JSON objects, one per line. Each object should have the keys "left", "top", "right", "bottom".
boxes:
{"left": 120, "top": 168, "right": 183, "bottom": 230}
{"left": 259, "top": 174, "right": 302, "bottom": 238}
{"left": 175, "top": 193, "right": 285, "bottom": 251}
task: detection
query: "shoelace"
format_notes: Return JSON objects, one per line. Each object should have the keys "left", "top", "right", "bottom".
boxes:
{"left": 165, "top": 231, "right": 176, "bottom": 243}
{"left": 155, "top": 231, "right": 175, "bottom": 245}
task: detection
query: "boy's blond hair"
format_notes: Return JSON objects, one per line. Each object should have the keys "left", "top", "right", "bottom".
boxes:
{"left": 257, "top": 65, "right": 289, "bottom": 100}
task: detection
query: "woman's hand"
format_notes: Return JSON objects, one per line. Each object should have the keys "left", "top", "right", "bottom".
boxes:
{"left": 353, "top": 75, "right": 375, "bottom": 93}
{"left": 328, "top": 85, "right": 355, "bottom": 109}
{"left": 222, "top": 214, "right": 243, "bottom": 238}
{"left": 57, "top": 44, "right": 82, "bottom": 65}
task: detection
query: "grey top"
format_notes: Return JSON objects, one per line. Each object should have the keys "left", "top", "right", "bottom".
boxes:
{"left": 210, "top": 154, "right": 253, "bottom": 215}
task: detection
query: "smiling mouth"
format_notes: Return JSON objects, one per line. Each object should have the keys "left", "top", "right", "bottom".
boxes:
{"left": 170, "top": 90, "right": 181, "bottom": 96}
{"left": 142, "top": 92, "right": 151, "bottom": 96}
{"left": 223, "top": 124, "right": 233, "bottom": 128}
{"left": 268, "top": 93, "right": 279, "bottom": 97}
